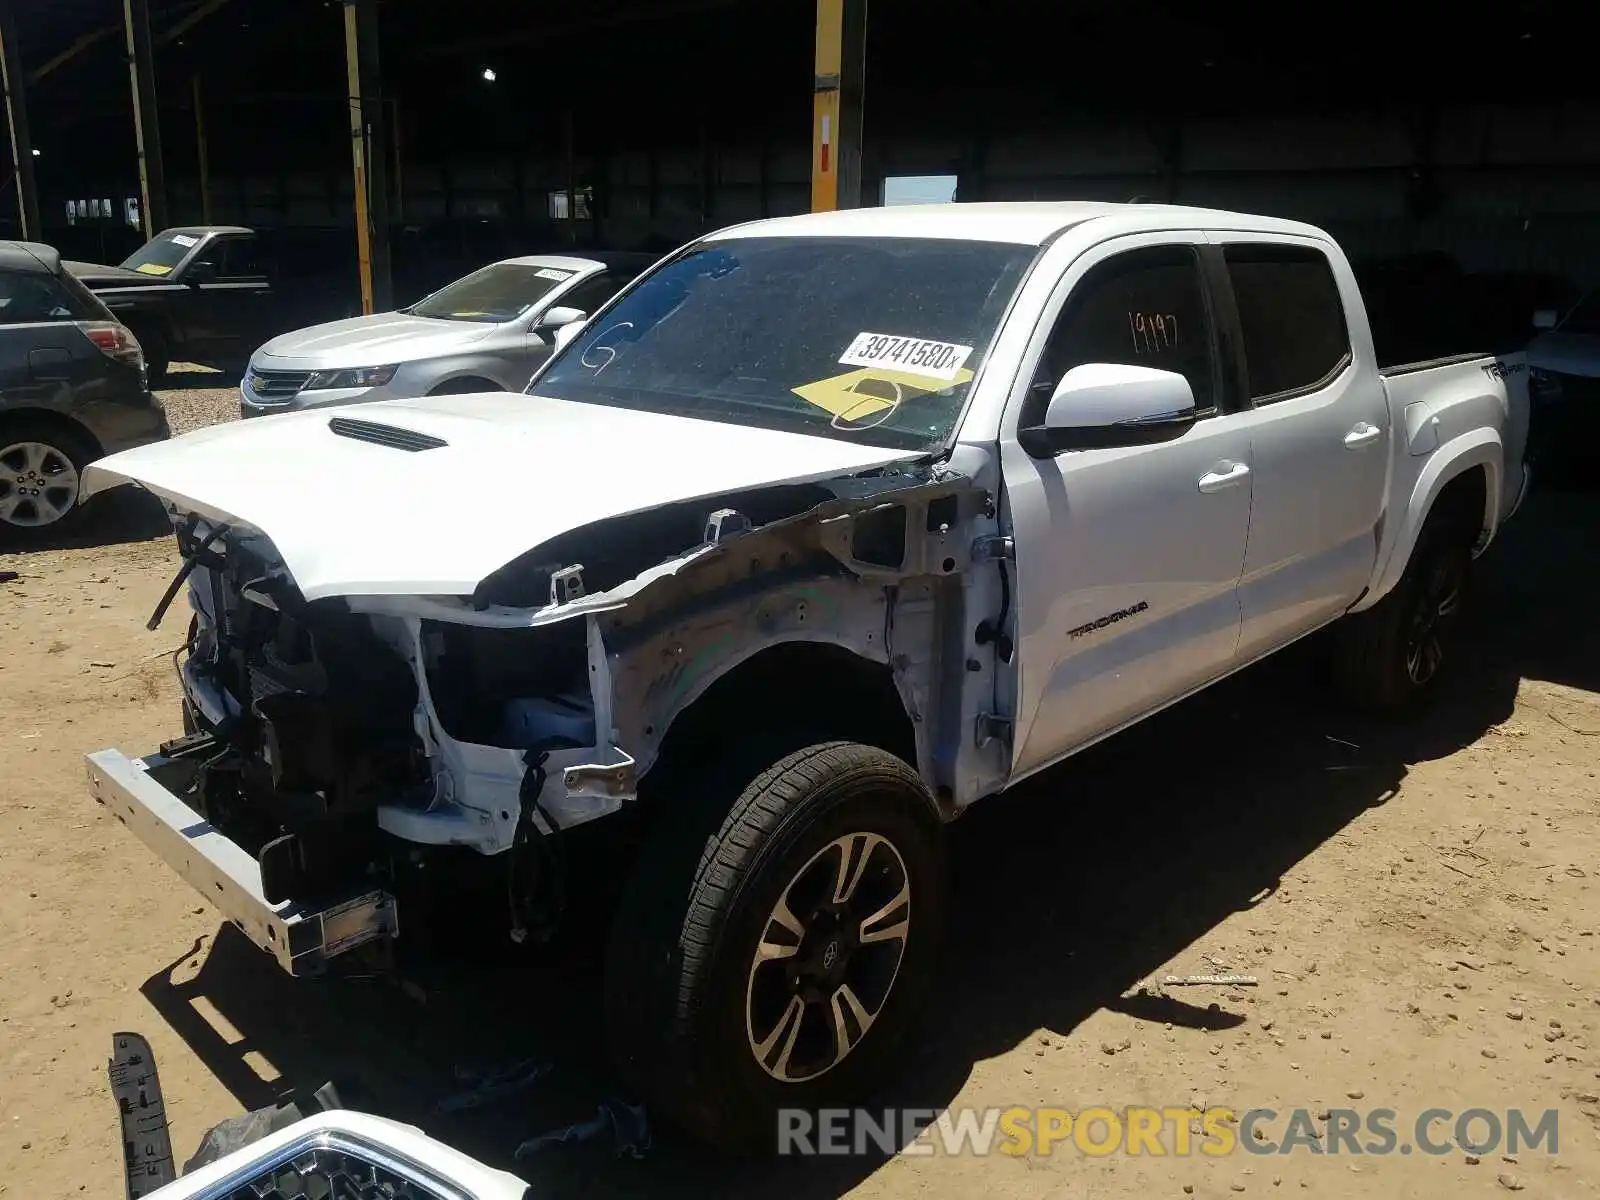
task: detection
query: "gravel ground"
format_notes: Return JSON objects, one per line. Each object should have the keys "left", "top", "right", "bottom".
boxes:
{"left": 156, "top": 363, "right": 244, "bottom": 435}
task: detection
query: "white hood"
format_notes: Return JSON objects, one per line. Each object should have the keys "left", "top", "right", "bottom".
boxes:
{"left": 84, "top": 392, "right": 922, "bottom": 601}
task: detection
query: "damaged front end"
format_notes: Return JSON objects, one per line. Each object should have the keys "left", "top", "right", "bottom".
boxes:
{"left": 87, "top": 456, "right": 999, "bottom": 976}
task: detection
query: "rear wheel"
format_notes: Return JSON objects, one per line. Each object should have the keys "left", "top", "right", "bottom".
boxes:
{"left": 604, "top": 741, "right": 946, "bottom": 1151}
{"left": 0, "top": 418, "right": 98, "bottom": 544}
{"left": 1334, "top": 520, "right": 1472, "bottom": 713}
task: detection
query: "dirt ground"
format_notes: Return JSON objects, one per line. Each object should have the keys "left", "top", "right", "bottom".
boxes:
{"left": 3, "top": 375, "right": 1599, "bottom": 1198}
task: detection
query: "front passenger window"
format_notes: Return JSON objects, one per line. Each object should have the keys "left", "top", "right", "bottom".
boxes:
{"left": 557, "top": 272, "right": 617, "bottom": 318}
{"left": 215, "top": 238, "right": 263, "bottom": 279}
{"left": 1027, "top": 246, "right": 1216, "bottom": 425}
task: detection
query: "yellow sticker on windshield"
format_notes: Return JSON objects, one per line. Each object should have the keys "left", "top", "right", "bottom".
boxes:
{"left": 134, "top": 263, "right": 172, "bottom": 276}
{"left": 792, "top": 366, "right": 974, "bottom": 423}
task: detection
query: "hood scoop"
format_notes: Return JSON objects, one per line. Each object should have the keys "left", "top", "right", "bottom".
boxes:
{"left": 328, "top": 416, "right": 448, "bottom": 452}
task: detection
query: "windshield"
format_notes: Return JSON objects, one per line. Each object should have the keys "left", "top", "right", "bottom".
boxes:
{"left": 530, "top": 236, "right": 1036, "bottom": 451}
{"left": 119, "top": 231, "right": 201, "bottom": 277}
{"left": 409, "top": 262, "right": 578, "bottom": 323}
{"left": 1559, "top": 290, "right": 1600, "bottom": 335}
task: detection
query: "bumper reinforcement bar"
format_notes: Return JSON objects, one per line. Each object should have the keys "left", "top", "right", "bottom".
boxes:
{"left": 85, "top": 748, "right": 398, "bottom": 976}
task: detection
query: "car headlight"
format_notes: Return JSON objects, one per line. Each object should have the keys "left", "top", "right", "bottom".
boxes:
{"left": 303, "top": 364, "right": 400, "bottom": 391}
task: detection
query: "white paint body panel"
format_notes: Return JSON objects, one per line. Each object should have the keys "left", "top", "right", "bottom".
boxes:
{"left": 83, "top": 391, "right": 922, "bottom": 600}
{"left": 926, "top": 206, "right": 1525, "bottom": 783}
{"left": 994, "top": 229, "right": 1255, "bottom": 775}
{"left": 1354, "top": 356, "right": 1525, "bottom": 613}
{"left": 1200, "top": 229, "right": 1394, "bottom": 658}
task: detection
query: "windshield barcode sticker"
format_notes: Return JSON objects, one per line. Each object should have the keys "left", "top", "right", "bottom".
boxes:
{"left": 169, "top": 234, "right": 199, "bottom": 247}
{"left": 535, "top": 267, "right": 574, "bottom": 281}
{"left": 838, "top": 332, "right": 974, "bottom": 382}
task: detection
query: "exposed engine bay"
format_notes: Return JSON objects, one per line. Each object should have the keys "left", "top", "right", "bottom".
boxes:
{"left": 148, "top": 456, "right": 999, "bottom": 954}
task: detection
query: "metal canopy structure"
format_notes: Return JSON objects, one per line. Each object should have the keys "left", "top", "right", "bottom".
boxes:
{"left": 0, "top": 1, "right": 1592, "bottom": 297}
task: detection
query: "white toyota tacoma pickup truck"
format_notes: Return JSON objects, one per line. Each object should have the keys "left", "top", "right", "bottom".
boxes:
{"left": 83, "top": 202, "right": 1530, "bottom": 1150}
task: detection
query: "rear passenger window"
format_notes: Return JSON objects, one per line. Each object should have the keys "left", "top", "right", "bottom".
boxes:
{"left": 1031, "top": 245, "right": 1216, "bottom": 422}
{"left": 0, "top": 270, "right": 78, "bottom": 324}
{"left": 1225, "top": 245, "right": 1351, "bottom": 402}
{"left": 56, "top": 269, "right": 114, "bottom": 321}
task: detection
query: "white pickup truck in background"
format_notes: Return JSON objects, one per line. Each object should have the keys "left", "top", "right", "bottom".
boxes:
{"left": 83, "top": 201, "right": 1530, "bottom": 1151}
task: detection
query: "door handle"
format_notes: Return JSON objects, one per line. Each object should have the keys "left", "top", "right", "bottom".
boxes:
{"left": 1197, "top": 461, "right": 1251, "bottom": 493}
{"left": 1344, "top": 422, "right": 1382, "bottom": 449}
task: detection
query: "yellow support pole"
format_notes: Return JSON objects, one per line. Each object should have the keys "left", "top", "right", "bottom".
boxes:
{"left": 0, "top": 2, "right": 40, "bottom": 240}
{"left": 810, "top": 0, "right": 843, "bottom": 212}
{"left": 192, "top": 74, "right": 211, "bottom": 225}
{"left": 343, "top": 2, "right": 374, "bottom": 315}
{"left": 124, "top": 0, "right": 168, "bottom": 237}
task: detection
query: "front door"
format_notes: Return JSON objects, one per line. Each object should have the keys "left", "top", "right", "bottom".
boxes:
{"left": 184, "top": 235, "right": 274, "bottom": 366}
{"left": 1001, "top": 236, "right": 1253, "bottom": 779}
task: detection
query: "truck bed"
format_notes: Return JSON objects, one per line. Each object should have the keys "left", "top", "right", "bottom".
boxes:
{"left": 1379, "top": 348, "right": 1531, "bottom": 532}
{"left": 1380, "top": 351, "right": 1496, "bottom": 378}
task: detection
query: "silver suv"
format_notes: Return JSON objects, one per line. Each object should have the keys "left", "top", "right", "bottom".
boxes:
{"left": 240, "top": 252, "right": 653, "bottom": 415}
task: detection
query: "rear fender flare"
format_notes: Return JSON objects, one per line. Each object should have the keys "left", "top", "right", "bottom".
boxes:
{"left": 1355, "top": 428, "right": 1501, "bottom": 612}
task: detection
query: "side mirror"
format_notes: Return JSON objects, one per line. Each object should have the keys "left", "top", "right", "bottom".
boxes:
{"left": 1020, "top": 363, "right": 1197, "bottom": 456}
{"left": 551, "top": 320, "right": 584, "bottom": 354}
{"left": 536, "top": 305, "right": 586, "bottom": 331}
{"left": 1532, "top": 309, "right": 1559, "bottom": 330}
{"left": 185, "top": 260, "right": 218, "bottom": 284}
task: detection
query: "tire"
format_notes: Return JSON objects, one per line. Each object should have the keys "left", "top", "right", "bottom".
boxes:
{"left": 604, "top": 740, "right": 947, "bottom": 1152}
{"left": 1333, "top": 519, "right": 1472, "bottom": 713}
{"left": 0, "top": 417, "right": 99, "bottom": 545}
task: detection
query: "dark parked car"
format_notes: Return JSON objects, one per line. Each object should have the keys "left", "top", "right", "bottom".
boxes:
{"left": 0, "top": 241, "right": 169, "bottom": 543}
{"left": 67, "top": 225, "right": 278, "bottom": 384}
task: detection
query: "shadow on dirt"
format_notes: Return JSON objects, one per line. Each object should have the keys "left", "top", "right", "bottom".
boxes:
{"left": 0, "top": 487, "right": 170, "bottom": 556}
{"left": 139, "top": 485, "right": 1599, "bottom": 1197}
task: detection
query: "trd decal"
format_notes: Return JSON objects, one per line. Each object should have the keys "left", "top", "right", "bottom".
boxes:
{"left": 1067, "top": 600, "right": 1150, "bottom": 640}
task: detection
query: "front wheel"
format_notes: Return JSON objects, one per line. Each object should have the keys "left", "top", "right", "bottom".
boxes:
{"left": 604, "top": 741, "right": 946, "bottom": 1151}
{"left": 1333, "top": 522, "right": 1472, "bottom": 713}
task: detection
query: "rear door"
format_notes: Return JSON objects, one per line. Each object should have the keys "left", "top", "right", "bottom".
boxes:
{"left": 1002, "top": 235, "right": 1255, "bottom": 778}
{"left": 1208, "top": 236, "right": 1390, "bottom": 660}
